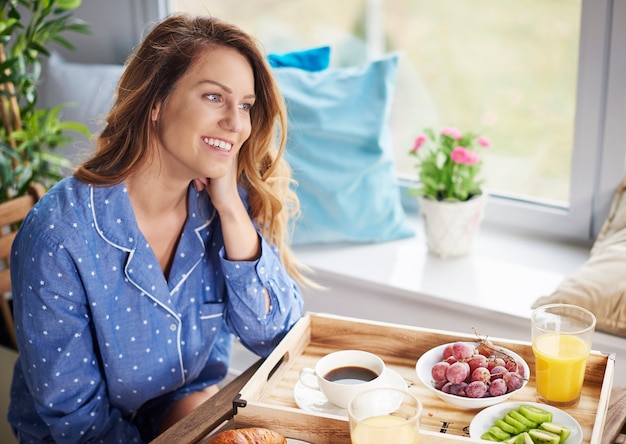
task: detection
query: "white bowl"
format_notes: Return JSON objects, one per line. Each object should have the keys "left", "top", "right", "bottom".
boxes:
{"left": 415, "top": 341, "right": 530, "bottom": 409}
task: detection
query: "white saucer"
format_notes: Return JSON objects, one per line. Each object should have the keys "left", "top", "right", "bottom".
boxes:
{"left": 293, "top": 368, "right": 407, "bottom": 417}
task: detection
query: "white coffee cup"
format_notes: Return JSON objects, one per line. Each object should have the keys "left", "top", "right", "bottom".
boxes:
{"left": 299, "top": 350, "right": 388, "bottom": 409}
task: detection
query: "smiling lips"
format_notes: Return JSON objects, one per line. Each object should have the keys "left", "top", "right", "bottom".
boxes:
{"left": 203, "top": 137, "right": 233, "bottom": 152}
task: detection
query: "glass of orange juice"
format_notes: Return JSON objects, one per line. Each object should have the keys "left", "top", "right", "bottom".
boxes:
{"left": 531, "top": 303, "right": 596, "bottom": 407}
{"left": 348, "top": 387, "right": 421, "bottom": 444}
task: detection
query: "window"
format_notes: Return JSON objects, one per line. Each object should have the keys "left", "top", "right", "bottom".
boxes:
{"left": 163, "top": 0, "right": 626, "bottom": 242}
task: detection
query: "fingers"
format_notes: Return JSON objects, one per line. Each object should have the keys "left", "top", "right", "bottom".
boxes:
{"left": 193, "top": 177, "right": 209, "bottom": 191}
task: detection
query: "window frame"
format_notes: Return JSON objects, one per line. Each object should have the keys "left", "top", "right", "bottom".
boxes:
{"left": 152, "top": 0, "right": 625, "bottom": 243}
{"left": 481, "top": 0, "right": 625, "bottom": 243}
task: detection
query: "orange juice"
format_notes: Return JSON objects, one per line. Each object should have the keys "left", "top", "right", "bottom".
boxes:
{"left": 351, "top": 415, "right": 418, "bottom": 444}
{"left": 532, "top": 333, "right": 589, "bottom": 404}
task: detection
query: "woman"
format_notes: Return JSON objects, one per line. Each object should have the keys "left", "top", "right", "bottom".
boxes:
{"left": 8, "top": 14, "right": 306, "bottom": 443}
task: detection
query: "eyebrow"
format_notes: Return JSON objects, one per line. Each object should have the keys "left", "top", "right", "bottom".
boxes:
{"left": 199, "top": 79, "right": 256, "bottom": 100}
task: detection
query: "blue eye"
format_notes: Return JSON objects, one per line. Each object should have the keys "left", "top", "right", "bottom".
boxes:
{"left": 206, "top": 94, "right": 220, "bottom": 102}
{"left": 239, "top": 103, "right": 253, "bottom": 111}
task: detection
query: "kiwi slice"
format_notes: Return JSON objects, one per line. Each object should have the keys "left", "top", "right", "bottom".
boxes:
{"left": 503, "top": 413, "right": 528, "bottom": 434}
{"left": 514, "top": 432, "right": 534, "bottom": 444}
{"left": 509, "top": 409, "right": 538, "bottom": 429}
{"left": 518, "top": 404, "right": 553, "bottom": 424}
{"left": 481, "top": 431, "right": 501, "bottom": 441}
{"left": 495, "top": 418, "right": 520, "bottom": 435}
{"left": 503, "top": 434, "right": 524, "bottom": 444}
{"left": 487, "top": 426, "right": 512, "bottom": 441}
{"left": 540, "top": 422, "right": 572, "bottom": 443}
{"left": 528, "top": 428, "right": 561, "bottom": 444}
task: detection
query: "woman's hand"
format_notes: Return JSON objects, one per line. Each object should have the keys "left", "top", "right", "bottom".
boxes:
{"left": 192, "top": 176, "right": 209, "bottom": 192}
{"left": 193, "top": 156, "right": 260, "bottom": 263}
{"left": 192, "top": 155, "right": 239, "bottom": 214}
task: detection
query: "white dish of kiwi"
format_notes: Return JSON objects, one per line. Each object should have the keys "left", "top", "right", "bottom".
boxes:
{"left": 469, "top": 401, "right": 583, "bottom": 443}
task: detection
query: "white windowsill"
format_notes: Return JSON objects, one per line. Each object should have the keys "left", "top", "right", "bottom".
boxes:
{"left": 293, "top": 213, "right": 592, "bottom": 321}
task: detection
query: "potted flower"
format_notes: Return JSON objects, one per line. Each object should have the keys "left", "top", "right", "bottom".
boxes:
{"left": 408, "top": 126, "right": 491, "bottom": 257}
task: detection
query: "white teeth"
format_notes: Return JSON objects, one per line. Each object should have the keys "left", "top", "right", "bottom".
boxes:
{"left": 203, "top": 137, "right": 232, "bottom": 152}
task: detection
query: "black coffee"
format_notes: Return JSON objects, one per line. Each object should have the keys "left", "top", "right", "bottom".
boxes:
{"left": 324, "top": 366, "right": 378, "bottom": 385}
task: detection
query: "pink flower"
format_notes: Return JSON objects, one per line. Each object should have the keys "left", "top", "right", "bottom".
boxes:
{"left": 412, "top": 134, "right": 428, "bottom": 152}
{"left": 441, "top": 127, "right": 462, "bottom": 140}
{"left": 451, "top": 147, "right": 468, "bottom": 163}
{"left": 467, "top": 151, "right": 480, "bottom": 164}
{"left": 476, "top": 136, "right": 491, "bottom": 147}
{"left": 451, "top": 147, "right": 480, "bottom": 165}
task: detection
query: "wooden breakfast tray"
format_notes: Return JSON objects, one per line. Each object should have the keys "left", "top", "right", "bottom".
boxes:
{"left": 230, "top": 312, "right": 615, "bottom": 443}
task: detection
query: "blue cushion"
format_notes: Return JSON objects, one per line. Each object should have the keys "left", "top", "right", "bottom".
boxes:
{"left": 267, "top": 46, "right": 331, "bottom": 71}
{"left": 273, "top": 55, "right": 414, "bottom": 245}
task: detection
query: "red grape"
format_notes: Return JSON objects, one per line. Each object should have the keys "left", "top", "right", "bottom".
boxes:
{"left": 466, "top": 380, "right": 487, "bottom": 398}
{"left": 467, "top": 354, "right": 488, "bottom": 373}
{"left": 493, "top": 357, "right": 506, "bottom": 367}
{"left": 433, "top": 379, "right": 447, "bottom": 390}
{"left": 448, "top": 382, "right": 468, "bottom": 397}
{"left": 446, "top": 361, "right": 469, "bottom": 384}
{"left": 471, "top": 367, "right": 491, "bottom": 384}
{"left": 488, "top": 378, "right": 507, "bottom": 396}
{"left": 445, "top": 356, "right": 458, "bottom": 365}
{"left": 503, "top": 372, "right": 524, "bottom": 391}
{"left": 504, "top": 359, "right": 518, "bottom": 373}
{"left": 451, "top": 342, "right": 474, "bottom": 361}
{"left": 431, "top": 361, "right": 450, "bottom": 382}
{"left": 441, "top": 382, "right": 452, "bottom": 394}
{"left": 490, "top": 365, "right": 508, "bottom": 380}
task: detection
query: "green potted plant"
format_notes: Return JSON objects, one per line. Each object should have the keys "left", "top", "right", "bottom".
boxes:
{"left": 408, "top": 126, "right": 491, "bottom": 257}
{"left": 0, "top": 0, "right": 91, "bottom": 203}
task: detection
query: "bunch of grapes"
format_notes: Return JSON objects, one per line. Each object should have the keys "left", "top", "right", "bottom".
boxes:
{"left": 430, "top": 341, "right": 526, "bottom": 399}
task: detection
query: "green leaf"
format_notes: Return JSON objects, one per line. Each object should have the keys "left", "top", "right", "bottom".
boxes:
{"left": 50, "top": 34, "right": 75, "bottom": 50}
{"left": 28, "top": 40, "right": 49, "bottom": 54}
{"left": 0, "top": 18, "right": 20, "bottom": 36}
{"left": 64, "top": 20, "right": 90, "bottom": 35}
{"left": 56, "top": 0, "right": 82, "bottom": 11}
{"left": 58, "top": 121, "right": 91, "bottom": 138}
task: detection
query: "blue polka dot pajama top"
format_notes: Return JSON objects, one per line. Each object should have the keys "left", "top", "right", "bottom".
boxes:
{"left": 7, "top": 176, "right": 304, "bottom": 443}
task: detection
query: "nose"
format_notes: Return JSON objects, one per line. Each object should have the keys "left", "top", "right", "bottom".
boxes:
{"left": 219, "top": 104, "right": 243, "bottom": 132}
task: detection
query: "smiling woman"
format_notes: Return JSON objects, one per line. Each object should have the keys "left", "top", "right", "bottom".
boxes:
{"left": 7, "top": 14, "right": 309, "bottom": 443}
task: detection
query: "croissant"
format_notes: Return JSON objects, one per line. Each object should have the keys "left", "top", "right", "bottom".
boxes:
{"left": 206, "top": 427, "right": 287, "bottom": 444}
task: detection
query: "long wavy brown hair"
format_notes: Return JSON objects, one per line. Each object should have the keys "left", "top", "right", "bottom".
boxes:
{"left": 74, "top": 14, "right": 310, "bottom": 285}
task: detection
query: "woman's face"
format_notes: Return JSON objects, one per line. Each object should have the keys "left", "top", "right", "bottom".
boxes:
{"left": 151, "top": 46, "right": 255, "bottom": 183}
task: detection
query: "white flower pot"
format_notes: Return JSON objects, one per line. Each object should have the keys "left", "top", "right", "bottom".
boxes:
{"left": 417, "top": 193, "right": 487, "bottom": 258}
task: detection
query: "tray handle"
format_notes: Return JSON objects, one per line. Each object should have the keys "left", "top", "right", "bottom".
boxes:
{"left": 238, "top": 315, "right": 311, "bottom": 397}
